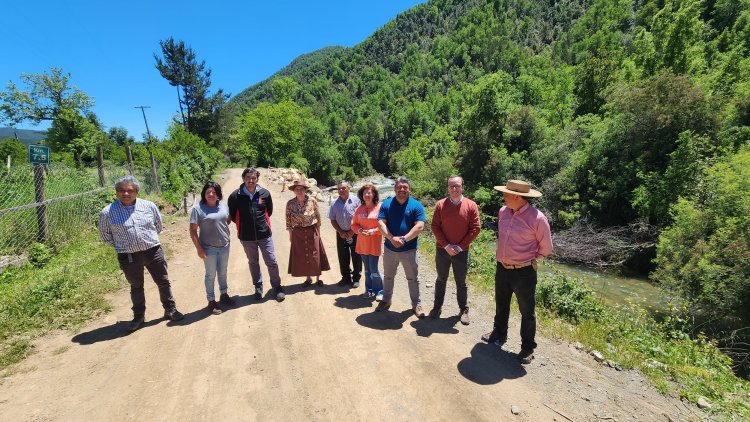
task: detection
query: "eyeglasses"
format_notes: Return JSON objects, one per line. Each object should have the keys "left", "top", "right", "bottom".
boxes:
{"left": 243, "top": 176, "right": 258, "bottom": 181}
{"left": 448, "top": 185, "right": 462, "bottom": 189}
{"left": 116, "top": 189, "right": 136, "bottom": 194}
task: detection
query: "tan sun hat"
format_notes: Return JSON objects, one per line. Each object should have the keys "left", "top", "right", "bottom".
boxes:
{"left": 289, "top": 177, "right": 311, "bottom": 191}
{"left": 493, "top": 179, "right": 542, "bottom": 198}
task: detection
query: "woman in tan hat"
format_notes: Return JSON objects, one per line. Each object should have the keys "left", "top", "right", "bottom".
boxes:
{"left": 285, "top": 177, "right": 331, "bottom": 286}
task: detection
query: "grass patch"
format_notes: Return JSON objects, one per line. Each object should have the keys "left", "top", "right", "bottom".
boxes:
{"left": 0, "top": 230, "right": 125, "bottom": 370}
{"left": 420, "top": 222, "right": 750, "bottom": 419}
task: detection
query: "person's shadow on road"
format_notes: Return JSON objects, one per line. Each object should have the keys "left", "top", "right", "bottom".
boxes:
{"left": 334, "top": 294, "right": 375, "bottom": 310}
{"left": 356, "top": 309, "right": 412, "bottom": 330}
{"left": 410, "top": 315, "right": 460, "bottom": 337}
{"left": 71, "top": 318, "right": 162, "bottom": 344}
{"left": 457, "top": 343, "right": 526, "bottom": 384}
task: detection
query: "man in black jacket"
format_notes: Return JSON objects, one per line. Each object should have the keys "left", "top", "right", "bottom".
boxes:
{"left": 227, "top": 167, "right": 285, "bottom": 302}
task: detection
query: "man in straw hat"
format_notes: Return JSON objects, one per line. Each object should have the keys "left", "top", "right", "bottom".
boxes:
{"left": 481, "top": 179, "right": 552, "bottom": 364}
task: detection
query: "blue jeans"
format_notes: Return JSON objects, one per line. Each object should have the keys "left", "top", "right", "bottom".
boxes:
{"left": 203, "top": 245, "right": 230, "bottom": 301}
{"left": 361, "top": 254, "right": 383, "bottom": 295}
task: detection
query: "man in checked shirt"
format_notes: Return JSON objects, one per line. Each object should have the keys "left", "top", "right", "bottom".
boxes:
{"left": 481, "top": 179, "right": 553, "bottom": 364}
{"left": 99, "top": 176, "right": 184, "bottom": 332}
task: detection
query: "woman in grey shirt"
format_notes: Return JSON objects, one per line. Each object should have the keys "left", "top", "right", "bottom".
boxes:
{"left": 190, "top": 181, "right": 235, "bottom": 314}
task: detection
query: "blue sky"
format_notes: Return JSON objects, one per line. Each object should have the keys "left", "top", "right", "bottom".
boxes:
{"left": 1, "top": 1, "right": 424, "bottom": 140}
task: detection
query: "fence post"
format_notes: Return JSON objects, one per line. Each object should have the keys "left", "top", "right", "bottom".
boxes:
{"left": 96, "top": 145, "right": 106, "bottom": 187}
{"left": 183, "top": 195, "right": 188, "bottom": 214}
{"left": 33, "top": 164, "right": 49, "bottom": 243}
{"left": 125, "top": 145, "right": 134, "bottom": 176}
{"left": 6, "top": 155, "right": 10, "bottom": 169}
{"left": 148, "top": 149, "right": 160, "bottom": 194}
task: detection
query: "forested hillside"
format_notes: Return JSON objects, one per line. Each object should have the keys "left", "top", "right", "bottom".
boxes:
{"left": 224, "top": 0, "right": 750, "bottom": 368}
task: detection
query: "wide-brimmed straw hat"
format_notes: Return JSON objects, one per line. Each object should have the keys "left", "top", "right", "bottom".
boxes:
{"left": 493, "top": 179, "right": 542, "bottom": 198}
{"left": 289, "top": 177, "right": 311, "bottom": 191}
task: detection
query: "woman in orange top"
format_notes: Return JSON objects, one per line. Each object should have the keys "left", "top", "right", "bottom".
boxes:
{"left": 351, "top": 183, "right": 384, "bottom": 300}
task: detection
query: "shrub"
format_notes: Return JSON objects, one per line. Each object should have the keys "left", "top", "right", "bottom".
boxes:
{"left": 537, "top": 270, "right": 606, "bottom": 323}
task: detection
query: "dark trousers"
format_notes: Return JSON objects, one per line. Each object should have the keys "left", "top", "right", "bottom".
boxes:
{"left": 336, "top": 234, "right": 362, "bottom": 282}
{"left": 493, "top": 263, "right": 537, "bottom": 351}
{"left": 117, "top": 245, "right": 176, "bottom": 317}
{"left": 433, "top": 248, "right": 469, "bottom": 310}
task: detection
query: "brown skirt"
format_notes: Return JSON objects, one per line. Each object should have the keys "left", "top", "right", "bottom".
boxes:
{"left": 288, "top": 225, "right": 331, "bottom": 277}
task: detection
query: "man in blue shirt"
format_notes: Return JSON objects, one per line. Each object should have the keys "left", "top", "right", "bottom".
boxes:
{"left": 376, "top": 176, "right": 427, "bottom": 318}
{"left": 327, "top": 180, "right": 362, "bottom": 288}
{"left": 99, "top": 176, "right": 184, "bottom": 332}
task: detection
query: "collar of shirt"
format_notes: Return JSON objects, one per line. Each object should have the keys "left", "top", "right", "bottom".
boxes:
{"left": 241, "top": 185, "right": 259, "bottom": 196}
{"left": 449, "top": 195, "right": 463, "bottom": 206}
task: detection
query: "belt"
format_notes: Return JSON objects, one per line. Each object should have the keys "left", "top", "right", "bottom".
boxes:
{"left": 499, "top": 260, "right": 536, "bottom": 270}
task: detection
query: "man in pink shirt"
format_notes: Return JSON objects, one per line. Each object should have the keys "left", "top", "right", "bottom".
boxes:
{"left": 482, "top": 180, "right": 552, "bottom": 364}
{"left": 429, "top": 175, "right": 480, "bottom": 325}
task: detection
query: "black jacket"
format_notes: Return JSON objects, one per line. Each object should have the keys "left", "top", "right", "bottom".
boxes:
{"left": 227, "top": 184, "right": 274, "bottom": 241}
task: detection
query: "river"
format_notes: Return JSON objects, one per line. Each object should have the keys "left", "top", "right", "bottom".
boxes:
{"left": 542, "top": 262, "right": 675, "bottom": 311}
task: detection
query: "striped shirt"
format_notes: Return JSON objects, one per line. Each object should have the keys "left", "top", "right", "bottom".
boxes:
{"left": 99, "top": 198, "right": 163, "bottom": 253}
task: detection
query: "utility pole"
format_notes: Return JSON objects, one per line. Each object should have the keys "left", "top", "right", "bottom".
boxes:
{"left": 135, "top": 105, "right": 160, "bottom": 194}
{"left": 135, "top": 105, "right": 154, "bottom": 142}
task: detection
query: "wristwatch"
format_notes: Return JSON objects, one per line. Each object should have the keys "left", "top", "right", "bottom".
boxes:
{"left": 400, "top": 236, "right": 407, "bottom": 243}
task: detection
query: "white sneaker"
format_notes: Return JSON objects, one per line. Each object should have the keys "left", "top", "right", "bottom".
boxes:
{"left": 375, "top": 293, "right": 383, "bottom": 302}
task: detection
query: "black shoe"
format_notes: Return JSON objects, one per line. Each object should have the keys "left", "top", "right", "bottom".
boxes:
{"left": 352, "top": 280, "right": 360, "bottom": 288}
{"left": 273, "top": 286, "right": 286, "bottom": 302}
{"left": 337, "top": 278, "right": 351, "bottom": 286}
{"left": 164, "top": 308, "right": 184, "bottom": 321}
{"left": 219, "top": 293, "right": 236, "bottom": 307}
{"left": 481, "top": 330, "right": 506, "bottom": 345}
{"left": 208, "top": 300, "right": 222, "bottom": 315}
{"left": 518, "top": 349, "right": 535, "bottom": 364}
{"left": 254, "top": 285, "right": 263, "bottom": 300}
{"left": 375, "top": 301, "right": 391, "bottom": 312}
{"left": 428, "top": 307, "right": 442, "bottom": 319}
{"left": 126, "top": 315, "right": 144, "bottom": 332}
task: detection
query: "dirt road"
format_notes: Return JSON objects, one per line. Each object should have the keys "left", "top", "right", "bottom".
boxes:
{"left": 0, "top": 168, "right": 697, "bottom": 421}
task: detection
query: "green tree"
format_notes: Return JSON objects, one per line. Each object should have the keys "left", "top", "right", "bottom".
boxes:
{"left": 271, "top": 77, "right": 300, "bottom": 103}
{"left": 0, "top": 138, "right": 26, "bottom": 165}
{"left": 0, "top": 68, "right": 93, "bottom": 125}
{"left": 46, "top": 109, "right": 108, "bottom": 168}
{"left": 154, "top": 37, "right": 228, "bottom": 141}
{"left": 654, "top": 146, "right": 750, "bottom": 331}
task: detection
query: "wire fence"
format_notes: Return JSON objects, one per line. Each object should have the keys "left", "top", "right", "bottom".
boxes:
{"left": 0, "top": 162, "right": 162, "bottom": 269}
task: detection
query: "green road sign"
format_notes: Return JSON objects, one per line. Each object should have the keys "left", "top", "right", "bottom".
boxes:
{"left": 28, "top": 145, "right": 50, "bottom": 164}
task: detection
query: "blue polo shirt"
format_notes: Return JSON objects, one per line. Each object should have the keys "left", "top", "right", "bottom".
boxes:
{"left": 378, "top": 196, "right": 426, "bottom": 252}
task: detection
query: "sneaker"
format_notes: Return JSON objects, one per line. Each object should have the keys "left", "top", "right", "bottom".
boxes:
{"left": 481, "top": 330, "right": 505, "bottom": 345}
{"left": 352, "top": 280, "right": 360, "bottom": 288}
{"left": 518, "top": 349, "right": 535, "bottom": 364}
{"left": 428, "top": 307, "right": 442, "bottom": 319}
{"left": 274, "top": 286, "right": 286, "bottom": 302}
{"left": 164, "top": 308, "right": 184, "bottom": 321}
{"left": 375, "top": 301, "right": 391, "bottom": 312}
{"left": 459, "top": 308, "right": 470, "bottom": 325}
{"left": 219, "top": 293, "right": 236, "bottom": 307}
{"left": 126, "top": 315, "right": 144, "bottom": 332}
{"left": 413, "top": 305, "right": 425, "bottom": 319}
{"left": 254, "top": 285, "right": 263, "bottom": 300}
{"left": 375, "top": 293, "right": 384, "bottom": 302}
{"left": 208, "top": 300, "right": 222, "bottom": 315}
{"left": 362, "top": 292, "right": 373, "bottom": 299}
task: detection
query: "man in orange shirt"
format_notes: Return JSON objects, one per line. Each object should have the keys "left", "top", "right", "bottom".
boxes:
{"left": 429, "top": 175, "right": 481, "bottom": 325}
